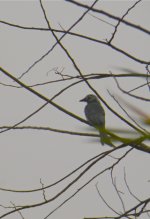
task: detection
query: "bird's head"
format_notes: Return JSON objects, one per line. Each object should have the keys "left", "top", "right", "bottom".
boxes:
{"left": 80, "top": 94, "right": 98, "bottom": 103}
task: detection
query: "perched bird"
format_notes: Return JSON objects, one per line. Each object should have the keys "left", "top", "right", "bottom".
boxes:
{"left": 80, "top": 94, "right": 113, "bottom": 146}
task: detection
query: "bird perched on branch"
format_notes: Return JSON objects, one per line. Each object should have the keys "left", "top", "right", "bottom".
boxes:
{"left": 80, "top": 94, "right": 113, "bottom": 146}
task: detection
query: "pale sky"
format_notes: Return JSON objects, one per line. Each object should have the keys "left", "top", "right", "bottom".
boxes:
{"left": 0, "top": 1, "right": 149, "bottom": 219}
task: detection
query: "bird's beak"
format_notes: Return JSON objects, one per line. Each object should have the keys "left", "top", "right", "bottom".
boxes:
{"left": 79, "top": 97, "right": 86, "bottom": 102}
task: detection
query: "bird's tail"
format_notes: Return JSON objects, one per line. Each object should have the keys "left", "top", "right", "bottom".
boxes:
{"left": 99, "top": 129, "right": 114, "bottom": 147}
{"left": 94, "top": 126, "right": 114, "bottom": 147}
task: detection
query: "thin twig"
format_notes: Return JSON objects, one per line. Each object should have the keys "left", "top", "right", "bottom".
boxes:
{"left": 109, "top": 0, "right": 142, "bottom": 43}
{"left": 18, "top": 0, "right": 99, "bottom": 79}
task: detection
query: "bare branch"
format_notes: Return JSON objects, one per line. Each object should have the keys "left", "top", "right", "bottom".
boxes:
{"left": 18, "top": 0, "right": 98, "bottom": 79}
{"left": 109, "top": 0, "right": 142, "bottom": 43}
{"left": 66, "top": 0, "right": 150, "bottom": 35}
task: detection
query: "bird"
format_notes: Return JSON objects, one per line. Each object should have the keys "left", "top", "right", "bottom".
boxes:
{"left": 80, "top": 94, "right": 113, "bottom": 146}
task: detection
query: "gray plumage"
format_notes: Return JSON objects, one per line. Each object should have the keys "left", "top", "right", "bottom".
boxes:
{"left": 80, "top": 94, "right": 105, "bottom": 128}
{"left": 80, "top": 94, "right": 112, "bottom": 146}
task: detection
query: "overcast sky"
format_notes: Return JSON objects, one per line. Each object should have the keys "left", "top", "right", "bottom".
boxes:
{"left": 0, "top": 1, "right": 150, "bottom": 219}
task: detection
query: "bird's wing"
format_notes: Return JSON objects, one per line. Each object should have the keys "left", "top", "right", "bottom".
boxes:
{"left": 85, "top": 102, "right": 105, "bottom": 127}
